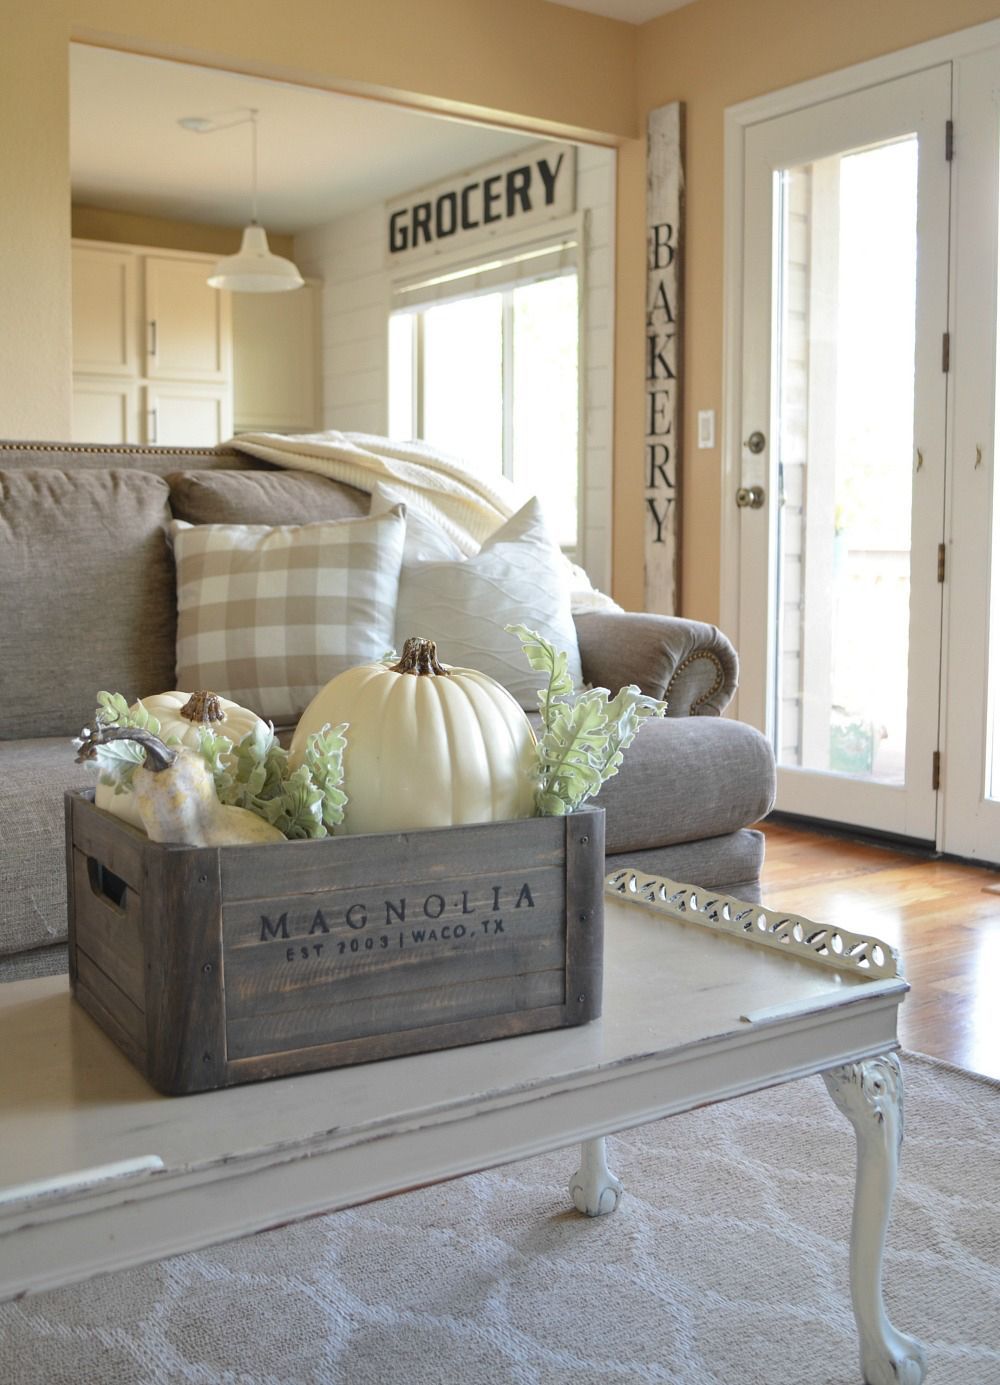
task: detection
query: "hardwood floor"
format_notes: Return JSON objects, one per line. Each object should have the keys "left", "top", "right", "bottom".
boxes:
{"left": 757, "top": 819, "right": 1000, "bottom": 1081}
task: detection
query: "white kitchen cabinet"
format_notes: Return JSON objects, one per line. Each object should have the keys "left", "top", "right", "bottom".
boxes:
{"left": 71, "top": 240, "right": 233, "bottom": 445}
{"left": 145, "top": 382, "right": 232, "bottom": 447}
{"left": 232, "top": 280, "right": 321, "bottom": 433}
{"left": 71, "top": 378, "right": 140, "bottom": 444}
{"left": 144, "top": 255, "right": 231, "bottom": 383}
{"left": 71, "top": 247, "right": 138, "bottom": 378}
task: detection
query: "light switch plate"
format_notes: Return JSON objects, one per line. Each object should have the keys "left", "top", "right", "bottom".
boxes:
{"left": 697, "top": 410, "right": 716, "bottom": 449}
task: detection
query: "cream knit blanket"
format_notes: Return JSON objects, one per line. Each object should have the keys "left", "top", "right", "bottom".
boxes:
{"left": 228, "top": 430, "right": 620, "bottom": 614}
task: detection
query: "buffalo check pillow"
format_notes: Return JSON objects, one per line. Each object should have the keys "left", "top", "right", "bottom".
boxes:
{"left": 170, "top": 498, "right": 406, "bottom": 725}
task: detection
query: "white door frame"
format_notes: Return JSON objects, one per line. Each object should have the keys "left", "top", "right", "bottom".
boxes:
{"left": 939, "top": 45, "right": 1000, "bottom": 861}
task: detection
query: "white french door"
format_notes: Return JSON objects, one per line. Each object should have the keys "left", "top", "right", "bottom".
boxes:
{"left": 735, "top": 67, "right": 952, "bottom": 843}
{"left": 730, "top": 31, "right": 1000, "bottom": 863}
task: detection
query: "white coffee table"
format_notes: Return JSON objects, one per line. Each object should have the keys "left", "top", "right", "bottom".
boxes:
{"left": 0, "top": 870, "right": 925, "bottom": 1384}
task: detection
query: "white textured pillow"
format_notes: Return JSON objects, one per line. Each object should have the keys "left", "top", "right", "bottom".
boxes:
{"left": 394, "top": 497, "right": 583, "bottom": 709}
{"left": 371, "top": 482, "right": 464, "bottom": 564}
{"left": 172, "top": 498, "right": 406, "bottom": 725}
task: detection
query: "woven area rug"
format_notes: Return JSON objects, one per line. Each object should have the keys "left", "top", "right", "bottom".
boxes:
{"left": 2, "top": 1052, "right": 997, "bottom": 1385}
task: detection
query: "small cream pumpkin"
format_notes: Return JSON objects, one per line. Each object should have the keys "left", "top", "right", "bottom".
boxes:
{"left": 289, "top": 637, "right": 537, "bottom": 835}
{"left": 96, "top": 691, "right": 264, "bottom": 830}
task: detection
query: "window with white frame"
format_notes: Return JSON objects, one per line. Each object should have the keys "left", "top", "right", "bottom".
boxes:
{"left": 387, "top": 234, "right": 581, "bottom": 551}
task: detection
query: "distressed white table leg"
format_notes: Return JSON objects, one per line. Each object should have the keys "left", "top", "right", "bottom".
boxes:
{"left": 823, "top": 1054, "right": 927, "bottom": 1385}
{"left": 569, "top": 1136, "right": 623, "bottom": 1217}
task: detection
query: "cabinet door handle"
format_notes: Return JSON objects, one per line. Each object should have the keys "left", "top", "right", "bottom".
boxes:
{"left": 147, "top": 407, "right": 158, "bottom": 444}
{"left": 148, "top": 320, "right": 157, "bottom": 358}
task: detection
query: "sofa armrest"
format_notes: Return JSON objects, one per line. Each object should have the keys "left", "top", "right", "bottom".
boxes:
{"left": 572, "top": 611, "right": 738, "bottom": 716}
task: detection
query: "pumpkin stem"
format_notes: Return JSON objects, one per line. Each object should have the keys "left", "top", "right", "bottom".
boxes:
{"left": 75, "top": 724, "right": 178, "bottom": 774}
{"left": 391, "top": 637, "right": 450, "bottom": 677}
{"left": 180, "top": 690, "right": 226, "bottom": 724}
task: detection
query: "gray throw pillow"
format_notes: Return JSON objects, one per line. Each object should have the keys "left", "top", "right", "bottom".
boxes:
{"left": 166, "top": 468, "right": 369, "bottom": 526}
{"left": 0, "top": 469, "right": 176, "bottom": 738}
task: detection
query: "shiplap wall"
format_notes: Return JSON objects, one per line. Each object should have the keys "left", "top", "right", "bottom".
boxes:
{"left": 293, "top": 144, "right": 616, "bottom": 591}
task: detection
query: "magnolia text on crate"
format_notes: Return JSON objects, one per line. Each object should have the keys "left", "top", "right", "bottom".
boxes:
{"left": 259, "top": 881, "right": 538, "bottom": 943}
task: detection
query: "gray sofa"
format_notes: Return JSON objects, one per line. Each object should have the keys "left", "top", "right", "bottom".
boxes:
{"left": 0, "top": 440, "right": 776, "bottom": 982}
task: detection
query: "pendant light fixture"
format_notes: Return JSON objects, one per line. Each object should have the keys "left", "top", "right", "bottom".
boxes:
{"left": 182, "top": 108, "right": 304, "bottom": 293}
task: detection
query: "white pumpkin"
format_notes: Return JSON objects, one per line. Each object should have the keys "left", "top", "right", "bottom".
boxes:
{"left": 95, "top": 690, "right": 265, "bottom": 830}
{"left": 288, "top": 638, "right": 537, "bottom": 834}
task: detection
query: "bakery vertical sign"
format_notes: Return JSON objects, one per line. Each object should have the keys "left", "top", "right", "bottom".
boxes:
{"left": 645, "top": 103, "right": 684, "bottom": 615}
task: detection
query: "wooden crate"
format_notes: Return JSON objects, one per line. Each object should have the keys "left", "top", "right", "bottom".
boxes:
{"left": 65, "top": 790, "right": 605, "bottom": 1095}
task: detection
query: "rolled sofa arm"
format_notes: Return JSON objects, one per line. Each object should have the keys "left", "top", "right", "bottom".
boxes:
{"left": 572, "top": 611, "right": 739, "bottom": 716}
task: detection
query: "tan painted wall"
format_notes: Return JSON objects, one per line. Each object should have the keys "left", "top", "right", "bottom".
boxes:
{"left": 0, "top": 9, "right": 72, "bottom": 441}
{"left": 71, "top": 0, "right": 636, "bottom": 139}
{"left": 72, "top": 205, "right": 295, "bottom": 258}
{"left": 616, "top": 0, "right": 1000, "bottom": 625}
{"left": 0, "top": 0, "right": 636, "bottom": 442}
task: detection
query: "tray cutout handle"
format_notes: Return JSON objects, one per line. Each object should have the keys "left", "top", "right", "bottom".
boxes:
{"left": 87, "top": 857, "right": 129, "bottom": 913}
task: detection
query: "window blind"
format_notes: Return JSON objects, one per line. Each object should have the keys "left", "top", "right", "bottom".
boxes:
{"left": 390, "top": 235, "right": 578, "bottom": 314}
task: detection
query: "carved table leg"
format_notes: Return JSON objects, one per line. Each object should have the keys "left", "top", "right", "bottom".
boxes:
{"left": 569, "top": 1135, "right": 623, "bottom": 1217}
{"left": 823, "top": 1054, "right": 927, "bottom": 1385}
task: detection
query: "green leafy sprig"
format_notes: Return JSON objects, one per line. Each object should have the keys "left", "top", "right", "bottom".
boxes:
{"left": 198, "top": 719, "right": 351, "bottom": 840}
{"left": 506, "top": 625, "right": 667, "bottom": 816}
{"left": 302, "top": 722, "right": 350, "bottom": 831}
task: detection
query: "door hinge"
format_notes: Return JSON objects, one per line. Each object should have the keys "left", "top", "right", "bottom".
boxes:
{"left": 946, "top": 119, "right": 954, "bottom": 162}
{"left": 937, "top": 542, "right": 946, "bottom": 582}
{"left": 932, "top": 749, "right": 941, "bottom": 791}
{"left": 942, "top": 331, "right": 951, "bottom": 372}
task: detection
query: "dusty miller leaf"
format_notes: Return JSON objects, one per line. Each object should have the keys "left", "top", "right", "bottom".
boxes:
{"left": 538, "top": 692, "right": 611, "bottom": 812}
{"left": 262, "top": 764, "right": 327, "bottom": 839}
{"left": 91, "top": 736, "right": 145, "bottom": 791}
{"left": 303, "top": 722, "right": 349, "bottom": 831}
{"left": 93, "top": 691, "right": 164, "bottom": 741}
{"left": 94, "top": 691, "right": 131, "bottom": 726}
{"left": 211, "top": 721, "right": 351, "bottom": 840}
{"left": 507, "top": 627, "right": 667, "bottom": 815}
{"left": 216, "top": 722, "right": 287, "bottom": 812}
{"left": 505, "top": 623, "right": 574, "bottom": 720}
{"left": 601, "top": 685, "right": 666, "bottom": 780}
{"left": 197, "top": 728, "right": 234, "bottom": 782}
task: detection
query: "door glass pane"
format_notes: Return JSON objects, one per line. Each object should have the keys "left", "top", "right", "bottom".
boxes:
{"left": 774, "top": 137, "right": 918, "bottom": 783}
{"left": 422, "top": 293, "right": 503, "bottom": 476}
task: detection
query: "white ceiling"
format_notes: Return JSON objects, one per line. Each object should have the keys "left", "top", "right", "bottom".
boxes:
{"left": 70, "top": 46, "right": 545, "bottom": 234}
{"left": 544, "top": 0, "right": 698, "bottom": 23}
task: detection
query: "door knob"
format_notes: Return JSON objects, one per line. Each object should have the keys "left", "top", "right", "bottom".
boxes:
{"left": 736, "top": 485, "right": 766, "bottom": 509}
{"left": 744, "top": 430, "right": 766, "bottom": 454}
